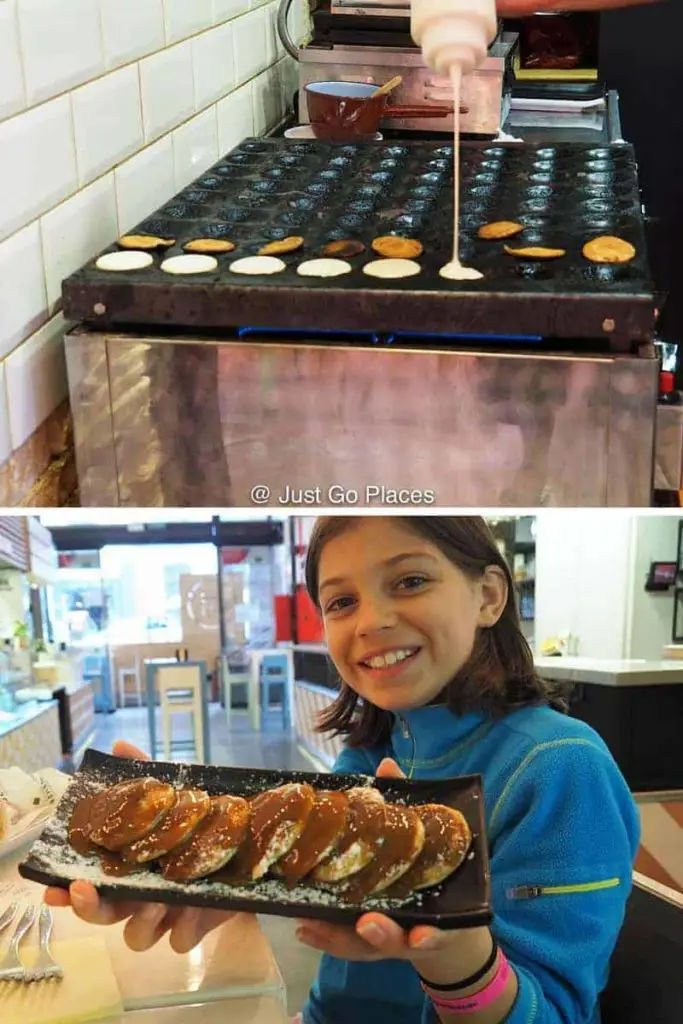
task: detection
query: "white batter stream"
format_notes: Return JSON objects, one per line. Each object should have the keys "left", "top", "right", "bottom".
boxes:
{"left": 439, "top": 65, "right": 483, "bottom": 283}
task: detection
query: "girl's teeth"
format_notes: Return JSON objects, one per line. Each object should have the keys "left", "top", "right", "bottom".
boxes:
{"left": 367, "top": 649, "right": 415, "bottom": 669}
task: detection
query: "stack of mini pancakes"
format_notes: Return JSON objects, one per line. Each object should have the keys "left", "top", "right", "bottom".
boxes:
{"left": 68, "top": 777, "right": 472, "bottom": 904}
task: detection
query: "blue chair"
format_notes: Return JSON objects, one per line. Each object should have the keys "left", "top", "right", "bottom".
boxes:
{"left": 259, "top": 652, "right": 291, "bottom": 730}
{"left": 82, "top": 654, "right": 113, "bottom": 712}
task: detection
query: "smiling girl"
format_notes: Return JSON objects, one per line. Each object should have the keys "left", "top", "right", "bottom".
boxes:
{"left": 293, "top": 515, "right": 639, "bottom": 1024}
{"left": 47, "top": 515, "right": 639, "bottom": 1024}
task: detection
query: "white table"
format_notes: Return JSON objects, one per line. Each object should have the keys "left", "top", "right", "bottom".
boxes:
{"left": 1, "top": 847, "right": 286, "bottom": 1015}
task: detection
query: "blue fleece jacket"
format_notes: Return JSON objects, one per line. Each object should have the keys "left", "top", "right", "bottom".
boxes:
{"left": 302, "top": 703, "right": 640, "bottom": 1024}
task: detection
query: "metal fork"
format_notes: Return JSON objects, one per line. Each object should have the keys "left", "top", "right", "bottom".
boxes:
{"left": 0, "top": 901, "right": 18, "bottom": 934}
{"left": 29, "top": 906, "right": 62, "bottom": 982}
{"left": 0, "top": 904, "right": 37, "bottom": 981}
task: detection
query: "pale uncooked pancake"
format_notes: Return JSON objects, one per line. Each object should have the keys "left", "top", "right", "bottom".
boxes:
{"left": 229, "top": 255, "right": 287, "bottom": 276}
{"left": 439, "top": 260, "right": 483, "bottom": 281}
{"left": 96, "top": 251, "right": 153, "bottom": 272}
{"left": 161, "top": 254, "right": 218, "bottom": 275}
{"left": 297, "top": 258, "right": 352, "bottom": 279}
{"left": 363, "top": 258, "right": 421, "bottom": 280}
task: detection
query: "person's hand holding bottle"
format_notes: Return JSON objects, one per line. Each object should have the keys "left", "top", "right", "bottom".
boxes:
{"left": 44, "top": 741, "right": 239, "bottom": 954}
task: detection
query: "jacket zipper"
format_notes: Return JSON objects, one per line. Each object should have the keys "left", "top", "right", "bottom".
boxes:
{"left": 506, "top": 878, "right": 621, "bottom": 900}
{"left": 397, "top": 714, "right": 416, "bottom": 779}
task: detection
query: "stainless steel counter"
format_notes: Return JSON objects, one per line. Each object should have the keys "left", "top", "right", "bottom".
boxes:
{"left": 66, "top": 328, "right": 658, "bottom": 508}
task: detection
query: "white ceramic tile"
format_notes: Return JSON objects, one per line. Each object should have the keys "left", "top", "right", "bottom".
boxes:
{"left": 72, "top": 66, "right": 143, "bottom": 186}
{"left": 252, "top": 66, "right": 283, "bottom": 136}
{"left": 0, "top": 223, "right": 47, "bottom": 362}
{"left": 41, "top": 176, "right": 118, "bottom": 313}
{"left": 232, "top": 9, "right": 268, "bottom": 87}
{"left": 213, "top": 0, "right": 247, "bottom": 23}
{"left": 0, "top": 364, "right": 12, "bottom": 466}
{"left": 173, "top": 109, "right": 219, "bottom": 190}
{"left": 115, "top": 136, "right": 175, "bottom": 233}
{"left": 5, "top": 313, "right": 68, "bottom": 451}
{"left": 101, "top": 0, "right": 165, "bottom": 70}
{"left": 17, "top": 0, "right": 104, "bottom": 106}
{"left": 0, "top": 1, "right": 25, "bottom": 122}
{"left": 216, "top": 82, "right": 254, "bottom": 154}
{"left": 139, "top": 41, "right": 195, "bottom": 143}
{"left": 163, "top": 0, "right": 214, "bottom": 44}
{"left": 193, "top": 24, "right": 236, "bottom": 110}
{"left": 0, "top": 96, "right": 77, "bottom": 244}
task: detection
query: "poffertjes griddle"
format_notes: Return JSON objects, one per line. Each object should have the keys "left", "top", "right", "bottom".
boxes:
{"left": 61, "top": 139, "right": 656, "bottom": 347}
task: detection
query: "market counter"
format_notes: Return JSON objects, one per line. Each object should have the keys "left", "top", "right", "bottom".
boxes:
{"left": 0, "top": 700, "right": 61, "bottom": 771}
{"left": 536, "top": 658, "right": 683, "bottom": 792}
{"left": 293, "top": 650, "right": 683, "bottom": 789}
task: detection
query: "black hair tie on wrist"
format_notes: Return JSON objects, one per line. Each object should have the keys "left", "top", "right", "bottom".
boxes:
{"left": 416, "top": 937, "right": 498, "bottom": 992}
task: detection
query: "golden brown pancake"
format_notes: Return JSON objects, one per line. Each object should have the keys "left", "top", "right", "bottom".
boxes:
{"left": 341, "top": 802, "right": 425, "bottom": 901}
{"left": 582, "top": 236, "right": 636, "bottom": 264}
{"left": 259, "top": 236, "right": 304, "bottom": 256}
{"left": 274, "top": 790, "right": 350, "bottom": 886}
{"left": 478, "top": 221, "right": 524, "bottom": 241}
{"left": 89, "top": 778, "right": 177, "bottom": 851}
{"left": 161, "top": 794, "right": 250, "bottom": 882}
{"left": 122, "top": 788, "right": 212, "bottom": 863}
{"left": 183, "top": 239, "right": 235, "bottom": 254}
{"left": 221, "top": 783, "right": 316, "bottom": 883}
{"left": 118, "top": 234, "right": 175, "bottom": 251}
{"left": 503, "top": 245, "right": 566, "bottom": 260}
{"left": 384, "top": 803, "right": 472, "bottom": 898}
{"left": 371, "top": 236, "right": 423, "bottom": 259}
{"left": 312, "top": 787, "right": 386, "bottom": 883}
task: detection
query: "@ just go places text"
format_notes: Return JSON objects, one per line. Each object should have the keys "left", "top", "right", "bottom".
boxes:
{"left": 250, "top": 485, "right": 436, "bottom": 506}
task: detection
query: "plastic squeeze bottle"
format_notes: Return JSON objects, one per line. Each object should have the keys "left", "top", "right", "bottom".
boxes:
{"left": 411, "top": 0, "right": 498, "bottom": 280}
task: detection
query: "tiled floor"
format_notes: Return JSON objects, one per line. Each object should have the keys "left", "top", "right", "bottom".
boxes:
{"left": 86, "top": 709, "right": 683, "bottom": 1012}
{"left": 89, "top": 704, "right": 312, "bottom": 772}
{"left": 635, "top": 797, "right": 683, "bottom": 896}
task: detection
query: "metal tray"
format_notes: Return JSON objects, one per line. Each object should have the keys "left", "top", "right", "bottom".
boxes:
{"left": 61, "top": 139, "right": 655, "bottom": 349}
{"left": 19, "top": 749, "right": 492, "bottom": 930}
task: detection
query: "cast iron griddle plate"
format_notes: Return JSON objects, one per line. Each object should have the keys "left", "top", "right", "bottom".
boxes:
{"left": 61, "top": 139, "right": 655, "bottom": 347}
{"left": 19, "top": 749, "right": 491, "bottom": 929}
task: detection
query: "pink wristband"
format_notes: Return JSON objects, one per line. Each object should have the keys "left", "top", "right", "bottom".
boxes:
{"left": 422, "top": 951, "right": 511, "bottom": 1015}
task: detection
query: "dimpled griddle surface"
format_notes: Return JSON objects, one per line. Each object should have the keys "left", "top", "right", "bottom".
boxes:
{"left": 62, "top": 139, "right": 655, "bottom": 346}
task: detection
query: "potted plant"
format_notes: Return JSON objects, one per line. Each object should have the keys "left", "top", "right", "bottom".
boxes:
{"left": 13, "top": 621, "right": 29, "bottom": 651}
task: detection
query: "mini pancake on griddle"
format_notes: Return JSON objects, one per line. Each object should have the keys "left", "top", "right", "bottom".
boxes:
{"left": 259, "top": 235, "right": 304, "bottom": 256}
{"left": 183, "top": 239, "right": 236, "bottom": 254}
{"left": 582, "top": 235, "right": 636, "bottom": 264}
{"left": 161, "top": 794, "right": 250, "bottom": 882}
{"left": 323, "top": 240, "right": 365, "bottom": 259}
{"left": 273, "top": 789, "right": 350, "bottom": 886}
{"left": 311, "top": 787, "right": 386, "bottom": 884}
{"left": 340, "top": 802, "right": 425, "bottom": 902}
{"left": 89, "top": 778, "right": 177, "bottom": 851}
{"left": 122, "top": 788, "right": 212, "bottom": 863}
{"left": 478, "top": 221, "right": 524, "bottom": 241}
{"left": 384, "top": 803, "right": 472, "bottom": 899}
{"left": 118, "top": 234, "right": 175, "bottom": 251}
{"left": 221, "top": 783, "right": 316, "bottom": 883}
{"left": 371, "top": 236, "right": 423, "bottom": 259}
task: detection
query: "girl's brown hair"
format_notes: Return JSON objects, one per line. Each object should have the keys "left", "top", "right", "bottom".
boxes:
{"left": 305, "top": 516, "right": 568, "bottom": 749}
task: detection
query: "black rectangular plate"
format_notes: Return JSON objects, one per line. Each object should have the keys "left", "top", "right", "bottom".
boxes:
{"left": 61, "top": 139, "right": 656, "bottom": 347}
{"left": 19, "top": 749, "right": 491, "bottom": 930}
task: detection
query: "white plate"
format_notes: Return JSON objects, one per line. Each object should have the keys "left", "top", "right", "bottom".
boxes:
{"left": 0, "top": 808, "right": 53, "bottom": 860}
{"left": 284, "top": 125, "right": 383, "bottom": 141}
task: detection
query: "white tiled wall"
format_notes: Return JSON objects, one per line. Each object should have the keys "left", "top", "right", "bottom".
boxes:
{"left": 0, "top": 0, "right": 307, "bottom": 474}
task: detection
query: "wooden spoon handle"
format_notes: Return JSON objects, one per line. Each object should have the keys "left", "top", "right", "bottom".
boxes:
{"left": 371, "top": 75, "right": 402, "bottom": 99}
